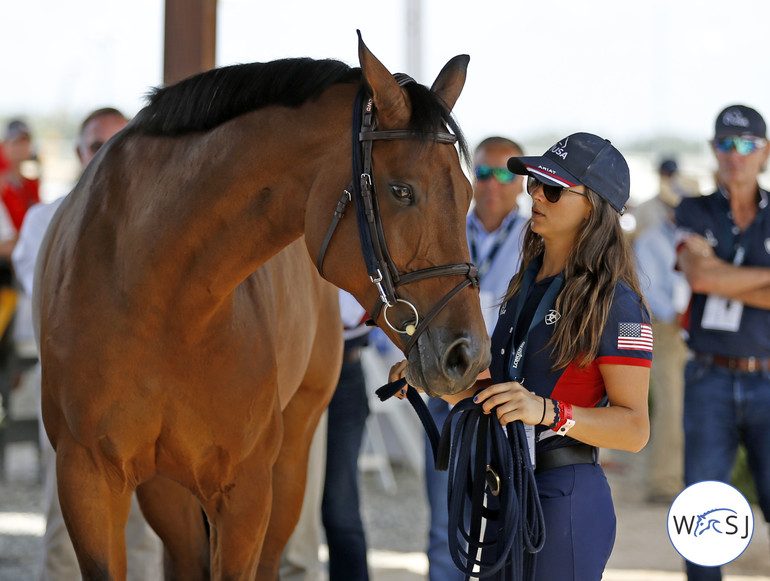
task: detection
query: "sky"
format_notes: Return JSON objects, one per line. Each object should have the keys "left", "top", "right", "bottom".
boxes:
{"left": 4, "top": 0, "right": 770, "bottom": 151}
{"left": 4, "top": 0, "right": 770, "bottom": 214}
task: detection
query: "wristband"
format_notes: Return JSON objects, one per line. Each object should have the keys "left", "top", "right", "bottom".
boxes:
{"left": 547, "top": 399, "right": 561, "bottom": 430}
{"left": 538, "top": 397, "right": 547, "bottom": 425}
{"left": 554, "top": 402, "right": 575, "bottom": 436}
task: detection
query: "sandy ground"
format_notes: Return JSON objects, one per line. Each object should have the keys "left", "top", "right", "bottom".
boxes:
{"left": 1, "top": 439, "right": 768, "bottom": 581}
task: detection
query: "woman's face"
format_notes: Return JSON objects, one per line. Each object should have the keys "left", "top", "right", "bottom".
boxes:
{"left": 528, "top": 180, "right": 592, "bottom": 242}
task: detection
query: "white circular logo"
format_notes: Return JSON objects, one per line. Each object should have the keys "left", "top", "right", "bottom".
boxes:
{"left": 667, "top": 481, "right": 754, "bottom": 567}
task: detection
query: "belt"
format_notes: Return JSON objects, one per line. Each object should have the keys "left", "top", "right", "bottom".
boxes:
{"left": 693, "top": 352, "right": 770, "bottom": 374}
{"left": 535, "top": 443, "right": 597, "bottom": 474}
{"left": 342, "top": 346, "right": 363, "bottom": 364}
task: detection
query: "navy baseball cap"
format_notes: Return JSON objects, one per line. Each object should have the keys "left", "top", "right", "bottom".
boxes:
{"left": 714, "top": 104, "right": 766, "bottom": 139}
{"left": 507, "top": 132, "right": 630, "bottom": 214}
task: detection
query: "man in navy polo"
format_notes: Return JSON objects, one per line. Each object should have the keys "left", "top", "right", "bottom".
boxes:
{"left": 675, "top": 104, "right": 770, "bottom": 581}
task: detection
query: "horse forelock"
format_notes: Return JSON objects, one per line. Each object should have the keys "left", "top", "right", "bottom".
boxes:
{"left": 132, "top": 58, "right": 361, "bottom": 136}
{"left": 399, "top": 81, "right": 470, "bottom": 166}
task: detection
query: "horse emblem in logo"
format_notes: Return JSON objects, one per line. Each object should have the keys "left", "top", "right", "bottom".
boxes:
{"left": 545, "top": 309, "right": 560, "bottom": 325}
{"left": 694, "top": 508, "right": 737, "bottom": 537}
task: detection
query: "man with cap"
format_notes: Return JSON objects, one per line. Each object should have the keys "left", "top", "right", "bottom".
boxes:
{"left": 675, "top": 104, "right": 770, "bottom": 581}
{"left": 389, "top": 132, "right": 652, "bottom": 580}
{"left": 1, "top": 120, "right": 40, "bottom": 234}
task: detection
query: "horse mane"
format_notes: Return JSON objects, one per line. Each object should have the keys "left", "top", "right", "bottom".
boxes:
{"left": 130, "top": 56, "right": 469, "bottom": 162}
{"left": 132, "top": 58, "right": 361, "bottom": 136}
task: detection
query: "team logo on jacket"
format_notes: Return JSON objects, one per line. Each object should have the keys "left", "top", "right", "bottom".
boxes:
{"left": 667, "top": 481, "right": 753, "bottom": 567}
{"left": 545, "top": 310, "right": 560, "bottom": 325}
{"left": 764, "top": 238, "right": 770, "bottom": 254}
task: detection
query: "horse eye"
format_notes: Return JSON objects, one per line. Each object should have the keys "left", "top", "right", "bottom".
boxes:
{"left": 390, "top": 184, "right": 413, "bottom": 202}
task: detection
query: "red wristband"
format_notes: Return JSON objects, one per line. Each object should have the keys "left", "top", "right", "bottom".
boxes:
{"left": 553, "top": 402, "right": 575, "bottom": 435}
{"left": 551, "top": 401, "right": 574, "bottom": 435}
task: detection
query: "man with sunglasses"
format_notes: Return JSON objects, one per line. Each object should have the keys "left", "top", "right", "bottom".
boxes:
{"left": 468, "top": 136, "right": 529, "bottom": 332}
{"left": 675, "top": 104, "right": 770, "bottom": 581}
{"left": 424, "top": 136, "right": 528, "bottom": 581}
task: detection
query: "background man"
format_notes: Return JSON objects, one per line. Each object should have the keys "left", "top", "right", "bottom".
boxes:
{"left": 675, "top": 104, "right": 770, "bottom": 581}
{"left": 12, "top": 107, "right": 164, "bottom": 581}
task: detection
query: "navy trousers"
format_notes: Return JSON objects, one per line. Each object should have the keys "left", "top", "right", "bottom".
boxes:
{"left": 534, "top": 463, "right": 616, "bottom": 581}
{"left": 321, "top": 358, "right": 370, "bottom": 581}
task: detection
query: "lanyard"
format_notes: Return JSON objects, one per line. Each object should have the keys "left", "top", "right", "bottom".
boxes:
{"left": 469, "top": 214, "right": 518, "bottom": 281}
{"left": 506, "top": 258, "right": 564, "bottom": 383}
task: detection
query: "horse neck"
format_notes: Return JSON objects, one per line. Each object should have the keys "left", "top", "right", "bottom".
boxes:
{"left": 124, "top": 86, "right": 355, "bottom": 300}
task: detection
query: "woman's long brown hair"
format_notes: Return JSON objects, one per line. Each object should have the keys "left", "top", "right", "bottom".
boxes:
{"left": 503, "top": 189, "right": 646, "bottom": 369}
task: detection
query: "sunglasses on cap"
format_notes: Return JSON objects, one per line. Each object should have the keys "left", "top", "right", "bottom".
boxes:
{"left": 475, "top": 165, "right": 517, "bottom": 184}
{"left": 713, "top": 136, "right": 767, "bottom": 155}
{"left": 526, "top": 176, "right": 587, "bottom": 203}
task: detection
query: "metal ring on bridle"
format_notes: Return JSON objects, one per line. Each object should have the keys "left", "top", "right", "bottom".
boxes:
{"left": 382, "top": 299, "right": 419, "bottom": 336}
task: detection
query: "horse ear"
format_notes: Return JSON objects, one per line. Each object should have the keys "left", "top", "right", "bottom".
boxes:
{"left": 430, "top": 55, "right": 470, "bottom": 113}
{"left": 357, "top": 30, "right": 410, "bottom": 128}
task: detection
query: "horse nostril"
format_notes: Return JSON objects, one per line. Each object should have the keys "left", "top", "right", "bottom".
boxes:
{"left": 442, "top": 337, "right": 473, "bottom": 382}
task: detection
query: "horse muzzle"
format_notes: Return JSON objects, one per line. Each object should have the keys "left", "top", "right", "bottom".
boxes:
{"left": 406, "top": 329, "right": 490, "bottom": 397}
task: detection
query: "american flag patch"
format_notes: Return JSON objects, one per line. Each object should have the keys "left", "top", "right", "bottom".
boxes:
{"left": 617, "top": 322, "right": 653, "bottom": 351}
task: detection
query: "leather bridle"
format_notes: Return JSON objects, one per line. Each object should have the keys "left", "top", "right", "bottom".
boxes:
{"left": 317, "top": 78, "right": 479, "bottom": 356}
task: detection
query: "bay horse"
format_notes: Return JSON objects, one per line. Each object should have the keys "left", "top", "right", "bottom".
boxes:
{"left": 34, "top": 33, "right": 490, "bottom": 580}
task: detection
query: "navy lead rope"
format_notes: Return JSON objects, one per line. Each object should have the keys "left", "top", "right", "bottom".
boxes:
{"left": 377, "top": 381, "right": 545, "bottom": 580}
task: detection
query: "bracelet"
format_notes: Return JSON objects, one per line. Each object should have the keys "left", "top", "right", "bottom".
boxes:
{"left": 539, "top": 397, "right": 547, "bottom": 425}
{"left": 547, "top": 399, "right": 561, "bottom": 430}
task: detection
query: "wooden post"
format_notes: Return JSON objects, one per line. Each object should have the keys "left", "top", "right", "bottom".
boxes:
{"left": 163, "top": 0, "right": 218, "bottom": 86}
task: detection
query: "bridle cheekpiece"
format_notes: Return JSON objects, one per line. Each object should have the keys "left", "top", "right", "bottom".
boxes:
{"left": 316, "top": 76, "right": 479, "bottom": 356}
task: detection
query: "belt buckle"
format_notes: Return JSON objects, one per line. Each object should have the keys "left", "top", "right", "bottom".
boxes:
{"left": 747, "top": 357, "right": 758, "bottom": 373}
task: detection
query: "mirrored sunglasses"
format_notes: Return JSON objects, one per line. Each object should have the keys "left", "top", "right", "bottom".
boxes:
{"left": 526, "top": 176, "right": 587, "bottom": 203}
{"left": 713, "top": 136, "right": 767, "bottom": 156}
{"left": 475, "top": 165, "right": 517, "bottom": 184}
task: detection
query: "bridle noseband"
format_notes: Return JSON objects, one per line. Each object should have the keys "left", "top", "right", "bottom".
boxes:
{"left": 317, "top": 77, "right": 479, "bottom": 356}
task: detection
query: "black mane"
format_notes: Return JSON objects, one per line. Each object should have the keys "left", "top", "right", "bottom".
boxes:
{"left": 132, "top": 58, "right": 360, "bottom": 136}
{"left": 130, "top": 56, "right": 468, "bottom": 161}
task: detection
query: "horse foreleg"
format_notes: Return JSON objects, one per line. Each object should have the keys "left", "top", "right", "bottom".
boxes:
{"left": 255, "top": 384, "right": 333, "bottom": 581}
{"left": 136, "top": 475, "right": 210, "bottom": 580}
{"left": 201, "top": 458, "right": 276, "bottom": 581}
{"left": 56, "top": 436, "right": 133, "bottom": 580}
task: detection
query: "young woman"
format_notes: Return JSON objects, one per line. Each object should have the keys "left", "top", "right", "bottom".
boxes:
{"left": 391, "top": 132, "right": 652, "bottom": 580}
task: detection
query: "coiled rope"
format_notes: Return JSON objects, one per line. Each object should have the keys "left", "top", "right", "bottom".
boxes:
{"left": 377, "top": 378, "right": 545, "bottom": 580}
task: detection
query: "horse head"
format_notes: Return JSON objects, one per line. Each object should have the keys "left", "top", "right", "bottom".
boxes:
{"left": 694, "top": 508, "right": 736, "bottom": 537}
{"left": 312, "top": 33, "right": 490, "bottom": 397}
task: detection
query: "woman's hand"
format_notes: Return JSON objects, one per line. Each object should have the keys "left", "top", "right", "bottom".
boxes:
{"left": 388, "top": 359, "right": 410, "bottom": 399}
{"left": 472, "top": 381, "right": 546, "bottom": 426}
